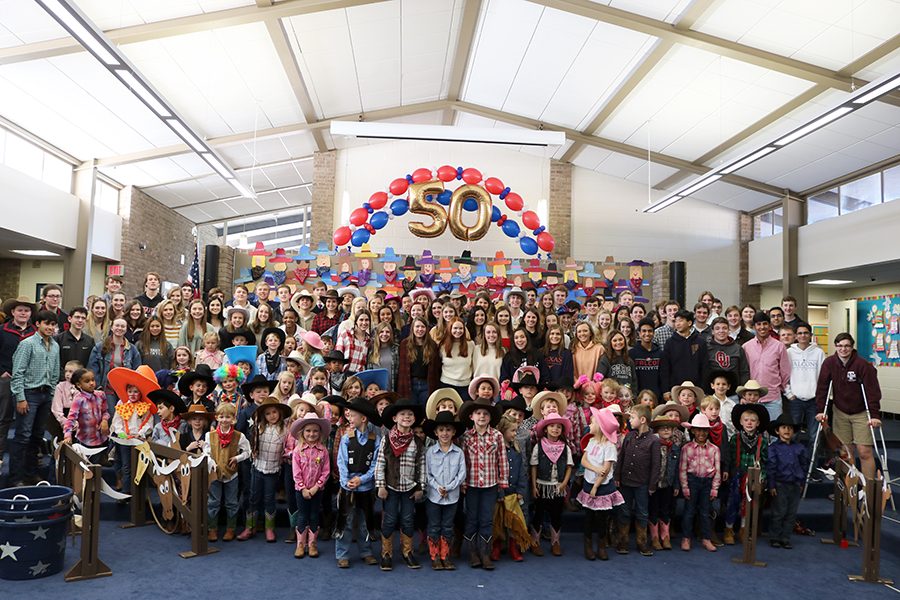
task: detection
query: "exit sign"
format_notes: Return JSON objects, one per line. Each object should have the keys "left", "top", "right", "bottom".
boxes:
{"left": 106, "top": 264, "right": 125, "bottom": 277}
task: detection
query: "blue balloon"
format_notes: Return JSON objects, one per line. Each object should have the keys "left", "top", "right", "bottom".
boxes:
{"left": 351, "top": 227, "right": 370, "bottom": 247}
{"left": 501, "top": 219, "right": 520, "bottom": 238}
{"left": 390, "top": 199, "right": 409, "bottom": 216}
{"left": 463, "top": 197, "right": 478, "bottom": 212}
{"left": 491, "top": 205, "right": 501, "bottom": 222}
{"left": 519, "top": 236, "right": 538, "bottom": 255}
{"left": 437, "top": 190, "right": 452, "bottom": 206}
{"left": 370, "top": 210, "right": 389, "bottom": 230}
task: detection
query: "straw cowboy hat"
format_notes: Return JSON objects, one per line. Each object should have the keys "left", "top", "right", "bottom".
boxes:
{"left": 530, "top": 390, "right": 568, "bottom": 416}
{"left": 670, "top": 381, "right": 704, "bottom": 402}
{"left": 735, "top": 379, "right": 768, "bottom": 397}
{"left": 426, "top": 388, "right": 464, "bottom": 420}
{"left": 468, "top": 375, "right": 500, "bottom": 401}
{"left": 651, "top": 402, "right": 690, "bottom": 423}
{"left": 180, "top": 404, "right": 214, "bottom": 420}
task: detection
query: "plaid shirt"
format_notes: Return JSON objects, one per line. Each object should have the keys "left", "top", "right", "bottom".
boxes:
{"left": 335, "top": 329, "right": 370, "bottom": 373}
{"left": 461, "top": 427, "right": 509, "bottom": 489}
{"left": 63, "top": 390, "right": 109, "bottom": 446}
{"left": 312, "top": 311, "right": 341, "bottom": 335}
{"left": 375, "top": 434, "right": 426, "bottom": 492}
{"left": 253, "top": 425, "right": 287, "bottom": 474}
{"left": 679, "top": 440, "right": 721, "bottom": 492}
{"left": 11, "top": 334, "right": 59, "bottom": 400}
{"left": 652, "top": 324, "right": 674, "bottom": 349}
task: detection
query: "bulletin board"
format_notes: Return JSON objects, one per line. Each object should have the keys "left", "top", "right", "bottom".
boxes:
{"left": 857, "top": 294, "right": 900, "bottom": 367}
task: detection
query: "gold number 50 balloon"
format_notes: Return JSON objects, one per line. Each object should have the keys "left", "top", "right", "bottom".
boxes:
{"left": 407, "top": 181, "right": 447, "bottom": 238}
{"left": 407, "top": 180, "right": 492, "bottom": 241}
{"left": 448, "top": 184, "right": 491, "bottom": 241}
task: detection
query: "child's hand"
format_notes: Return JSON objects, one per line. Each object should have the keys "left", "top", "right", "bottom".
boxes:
{"left": 722, "top": 472, "right": 729, "bottom": 482}
{"left": 710, "top": 489, "right": 718, "bottom": 499}
{"left": 227, "top": 457, "right": 237, "bottom": 469}
{"left": 100, "top": 421, "right": 109, "bottom": 435}
{"left": 769, "top": 488, "right": 777, "bottom": 497}
{"left": 516, "top": 494, "right": 523, "bottom": 503}
{"left": 412, "top": 490, "right": 423, "bottom": 502}
{"left": 682, "top": 489, "right": 691, "bottom": 500}
{"left": 556, "top": 482, "right": 567, "bottom": 495}
{"left": 308, "top": 485, "right": 319, "bottom": 496}
{"left": 590, "top": 483, "right": 599, "bottom": 497}
{"left": 673, "top": 489, "right": 679, "bottom": 497}
{"left": 438, "top": 486, "right": 447, "bottom": 497}
{"left": 346, "top": 479, "right": 358, "bottom": 490}
{"left": 302, "top": 489, "right": 311, "bottom": 500}
{"left": 377, "top": 487, "right": 388, "bottom": 500}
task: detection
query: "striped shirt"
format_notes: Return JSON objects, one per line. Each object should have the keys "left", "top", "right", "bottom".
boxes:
{"left": 11, "top": 334, "right": 59, "bottom": 400}
{"left": 253, "top": 425, "right": 287, "bottom": 474}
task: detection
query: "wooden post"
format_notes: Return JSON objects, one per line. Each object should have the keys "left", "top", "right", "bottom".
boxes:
{"left": 58, "top": 445, "right": 112, "bottom": 582}
{"left": 822, "top": 460, "right": 857, "bottom": 547}
{"left": 121, "top": 445, "right": 150, "bottom": 529}
{"left": 732, "top": 466, "right": 766, "bottom": 567}
{"left": 848, "top": 475, "right": 893, "bottom": 585}
{"left": 179, "top": 454, "right": 218, "bottom": 559}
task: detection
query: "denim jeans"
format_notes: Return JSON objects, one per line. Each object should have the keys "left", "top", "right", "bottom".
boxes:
{"left": 335, "top": 502, "right": 374, "bottom": 560}
{"left": 248, "top": 467, "right": 279, "bottom": 515}
{"left": 382, "top": 488, "right": 416, "bottom": 537}
{"left": 763, "top": 396, "right": 783, "bottom": 420}
{"left": 427, "top": 500, "right": 456, "bottom": 539}
{"left": 770, "top": 482, "right": 801, "bottom": 543}
{"left": 682, "top": 475, "right": 713, "bottom": 540}
{"left": 10, "top": 388, "right": 51, "bottom": 483}
{"left": 0, "top": 377, "right": 14, "bottom": 457}
{"left": 618, "top": 484, "right": 649, "bottom": 526}
{"left": 410, "top": 378, "right": 430, "bottom": 406}
{"left": 296, "top": 489, "right": 324, "bottom": 531}
{"left": 464, "top": 485, "right": 498, "bottom": 538}
{"left": 789, "top": 398, "right": 819, "bottom": 454}
{"left": 209, "top": 477, "right": 240, "bottom": 520}
{"left": 282, "top": 463, "right": 297, "bottom": 514}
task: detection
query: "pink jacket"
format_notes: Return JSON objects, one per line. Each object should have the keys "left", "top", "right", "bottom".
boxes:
{"left": 743, "top": 336, "right": 791, "bottom": 405}
{"left": 52, "top": 381, "right": 77, "bottom": 426}
{"left": 292, "top": 442, "right": 330, "bottom": 491}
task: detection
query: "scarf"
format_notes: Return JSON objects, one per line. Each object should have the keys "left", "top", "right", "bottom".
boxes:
{"left": 216, "top": 425, "right": 234, "bottom": 448}
{"left": 265, "top": 352, "right": 281, "bottom": 374}
{"left": 659, "top": 437, "right": 674, "bottom": 450}
{"left": 540, "top": 437, "right": 565, "bottom": 464}
{"left": 740, "top": 429, "right": 759, "bottom": 450}
{"left": 388, "top": 426, "right": 414, "bottom": 457}
{"left": 708, "top": 419, "right": 724, "bottom": 446}
{"left": 161, "top": 416, "right": 181, "bottom": 436}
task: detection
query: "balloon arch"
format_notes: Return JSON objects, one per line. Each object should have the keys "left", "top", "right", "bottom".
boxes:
{"left": 332, "top": 166, "right": 556, "bottom": 257}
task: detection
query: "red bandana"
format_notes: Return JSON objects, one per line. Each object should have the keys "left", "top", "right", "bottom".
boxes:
{"left": 389, "top": 426, "right": 413, "bottom": 457}
{"left": 216, "top": 425, "right": 234, "bottom": 448}
{"left": 161, "top": 416, "right": 181, "bottom": 436}
{"left": 708, "top": 419, "right": 724, "bottom": 446}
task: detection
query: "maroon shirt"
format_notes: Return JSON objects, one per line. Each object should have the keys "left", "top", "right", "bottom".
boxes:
{"left": 815, "top": 350, "right": 881, "bottom": 419}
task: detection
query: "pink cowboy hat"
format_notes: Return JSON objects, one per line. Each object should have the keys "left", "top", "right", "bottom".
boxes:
{"left": 533, "top": 413, "right": 572, "bottom": 438}
{"left": 590, "top": 407, "right": 620, "bottom": 445}
{"left": 301, "top": 330, "right": 324, "bottom": 351}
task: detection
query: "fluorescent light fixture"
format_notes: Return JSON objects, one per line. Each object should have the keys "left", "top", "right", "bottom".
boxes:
{"left": 680, "top": 174, "right": 722, "bottom": 197}
{"left": 12, "top": 249, "right": 60, "bottom": 257}
{"left": 330, "top": 121, "right": 566, "bottom": 147}
{"left": 231, "top": 179, "right": 257, "bottom": 200}
{"left": 774, "top": 107, "right": 853, "bottom": 146}
{"left": 202, "top": 154, "right": 235, "bottom": 180}
{"left": 809, "top": 279, "right": 853, "bottom": 285}
{"left": 720, "top": 147, "right": 777, "bottom": 174}
{"left": 852, "top": 74, "right": 900, "bottom": 105}
{"left": 644, "top": 195, "right": 681, "bottom": 214}
{"left": 114, "top": 69, "right": 171, "bottom": 118}
{"left": 35, "top": 0, "right": 120, "bottom": 66}
{"left": 167, "top": 119, "right": 207, "bottom": 153}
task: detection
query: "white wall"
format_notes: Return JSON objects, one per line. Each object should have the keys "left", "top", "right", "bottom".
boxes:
{"left": 333, "top": 141, "right": 550, "bottom": 257}
{"left": 91, "top": 208, "right": 122, "bottom": 261}
{"left": 572, "top": 168, "right": 741, "bottom": 305}
{"left": 748, "top": 234, "right": 782, "bottom": 285}
{"left": 0, "top": 163, "right": 78, "bottom": 248}
{"left": 17, "top": 260, "right": 108, "bottom": 303}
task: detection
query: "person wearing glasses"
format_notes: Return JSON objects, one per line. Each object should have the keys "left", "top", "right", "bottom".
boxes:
{"left": 785, "top": 323, "right": 825, "bottom": 457}
{"left": 39, "top": 285, "right": 69, "bottom": 332}
{"left": 815, "top": 333, "right": 882, "bottom": 480}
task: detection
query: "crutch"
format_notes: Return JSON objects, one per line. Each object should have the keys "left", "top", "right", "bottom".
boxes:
{"left": 859, "top": 382, "right": 895, "bottom": 512}
{"left": 803, "top": 381, "right": 831, "bottom": 499}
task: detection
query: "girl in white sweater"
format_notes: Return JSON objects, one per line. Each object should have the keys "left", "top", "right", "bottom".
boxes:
{"left": 439, "top": 317, "right": 474, "bottom": 400}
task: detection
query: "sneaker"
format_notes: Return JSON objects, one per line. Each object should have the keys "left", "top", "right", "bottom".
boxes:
{"left": 782, "top": 541, "right": 793, "bottom": 550}
{"left": 769, "top": 539, "right": 782, "bottom": 548}
{"left": 337, "top": 559, "right": 350, "bottom": 569}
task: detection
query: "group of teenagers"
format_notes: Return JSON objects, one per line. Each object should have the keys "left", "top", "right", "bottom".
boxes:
{"left": 0, "top": 264, "right": 884, "bottom": 571}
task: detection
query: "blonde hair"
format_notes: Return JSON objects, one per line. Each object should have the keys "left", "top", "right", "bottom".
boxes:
{"left": 272, "top": 370, "right": 296, "bottom": 402}
{"left": 216, "top": 402, "right": 237, "bottom": 418}
{"left": 202, "top": 331, "right": 219, "bottom": 347}
{"left": 700, "top": 395, "right": 721, "bottom": 410}
{"left": 497, "top": 415, "right": 520, "bottom": 453}
{"left": 600, "top": 378, "right": 620, "bottom": 395}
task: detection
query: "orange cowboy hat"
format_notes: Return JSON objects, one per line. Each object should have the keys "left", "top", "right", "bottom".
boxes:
{"left": 487, "top": 251, "right": 511, "bottom": 266}
{"left": 108, "top": 365, "right": 161, "bottom": 412}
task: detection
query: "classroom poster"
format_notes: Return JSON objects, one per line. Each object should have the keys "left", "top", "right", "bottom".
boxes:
{"left": 857, "top": 294, "right": 900, "bottom": 367}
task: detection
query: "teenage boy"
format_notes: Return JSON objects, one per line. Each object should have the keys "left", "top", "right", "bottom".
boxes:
{"left": 652, "top": 300, "right": 679, "bottom": 349}
{"left": 767, "top": 307, "right": 785, "bottom": 340}
{"left": 744, "top": 312, "right": 791, "bottom": 420}
{"left": 292, "top": 290, "right": 316, "bottom": 332}
{"left": 659, "top": 309, "right": 706, "bottom": 396}
{"left": 253, "top": 281, "right": 276, "bottom": 310}
{"left": 56, "top": 307, "right": 94, "bottom": 381}
{"left": 786, "top": 322, "right": 825, "bottom": 455}
{"left": 100, "top": 275, "right": 123, "bottom": 304}
{"left": 781, "top": 296, "right": 802, "bottom": 327}
{"left": 311, "top": 280, "right": 328, "bottom": 313}
{"left": 630, "top": 318, "right": 662, "bottom": 399}
{"left": 692, "top": 303, "right": 711, "bottom": 341}
{"left": 39, "top": 285, "right": 68, "bottom": 331}
{"left": 780, "top": 324, "right": 796, "bottom": 347}
{"left": 582, "top": 295, "right": 600, "bottom": 329}
{"left": 135, "top": 272, "right": 163, "bottom": 316}
{"left": 506, "top": 288, "right": 525, "bottom": 329}
{"left": 703, "top": 317, "right": 749, "bottom": 393}
{"left": 275, "top": 284, "right": 293, "bottom": 321}
{"left": 0, "top": 297, "right": 36, "bottom": 466}
{"left": 10, "top": 310, "right": 60, "bottom": 485}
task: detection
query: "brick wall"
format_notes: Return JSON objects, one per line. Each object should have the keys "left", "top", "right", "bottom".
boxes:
{"left": 119, "top": 187, "right": 198, "bottom": 298}
{"left": 310, "top": 150, "right": 336, "bottom": 247}
{"left": 0, "top": 259, "right": 21, "bottom": 303}
{"left": 549, "top": 160, "right": 572, "bottom": 260}
{"left": 738, "top": 212, "right": 761, "bottom": 307}
{"left": 651, "top": 260, "right": 670, "bottom": 307}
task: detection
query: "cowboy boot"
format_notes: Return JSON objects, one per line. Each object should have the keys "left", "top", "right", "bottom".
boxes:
{"left": 649, "top": 522, "right": 662, "bottom": 551}
{"left": 636, "top": 525, "right": 653, "bottom": 557}
{"left": 596, "top": 532, "right": 609, "bottom": 561}
{"left": 490, "top": 538, "right": 503, "bottom": 562}
{"left": 265, "top": 512, "right": 277, "bottom": 543}
{"left": 615, "top": 522, "right": 630, "bottom": 555}
{"left": 294, "top": 528, "right": 307, "bottom": 559}
{"left": 380, "top": 535, "right": 394, "bottom": 571}
{"left": 530, "top": 528, "right": 544, "bottom": 556}
{"left": 223, "top": 516, "right": 237, "bottom": 542}
{"left": 584, "top": 534, "right": 596, "bottom": 561}
{"left": 509, "top": 539, "right": 523, "bottom": 562}
{"left": 440, "top": 537, "right": 456, "bottom": 570}
{"left": 681, "top": 537, "right": 691, "bottom": 551}
{"left": 550, "top": 528, "right": 562, "bottom": 556}
{"left": 701, "top": 538, "right": 718, "bottom": 552}
{"left": 308, "top": 528, "right": 320, "bottom": 558}
{"left": 660, "top": 521, "right": 672, "bottom": 550}
{"left": 401, "top": 533, "right": 421, "bottom": 569}
{"left": 237, "top": 512, "right": 256, "bottom": 541}
{"left": 428, "top": 537, "right": 443, "bottom": 570}
{"left": 208, "top": 522, "right": 218, "bottom": 542}
{"left": 723, "top": 526, "right": 735, "bottom": 545}
{"left": 285, "top": 511, "right": 298, "bottom": 543}
{"left": 479, "top": 536, "right": 495, "bottom": 571}
{"left": 466, "top": 535, "right": 481, "bottom": 568}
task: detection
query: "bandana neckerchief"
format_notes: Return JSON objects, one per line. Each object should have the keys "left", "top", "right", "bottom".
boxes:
{"left": 216, "top": 425, "right": 234, "bottom": 448}
{"left": 161, "top": 416, "right": 181, "bottom": 436}
{"left": 541, "top": 437, "right": 565, "bottom": 464}
{"left": 708, "top": 418, "right": 724, "bottom": 446}
{"left": 389, "top": 426, "right": 414, "bottom": 457}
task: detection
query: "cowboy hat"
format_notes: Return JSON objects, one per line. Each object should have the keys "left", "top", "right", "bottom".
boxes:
{"left": 511, "top": 370, "right": 539, "bottom": 391}
{"left": 224, "top": 306, "right": 250, "bottom": 323}
{"left": 523, "top": 259, "right": 543, "bottom": 273}
{"left": 424, "top": 411, "right": 465, "bottom": 439}
{"left": 651, "top": 402, "right": 690, "bottom": 423}
{"left": 380, "top": 398, "right": 425, "bottom": 426}
{"left": 312, "top": 242, "right": 335, "bottom": 256}
{"left": 284, "top": 351, "right": 312, "bottom": 377}
{"left": 686, "top": 413, "right": 712, "bottom": 429}
{"left": 530, "top": 390, "right": 567, "bottom": 416}
{"left": 436, "top": 258, "right": 455, "bottom": 274}
{"left": 735, "top": 379, "right": 769, "bottom": 397}
{"left": 379, "top": 247, "right": 402, "bottom": 263}
{"left": 670, "top": 381, "right": 704, "bottom": 403}
{"left": 731, "top": 403, "right": 770, "bottom": 433}
{"left": 259, "top": 326, "right": 287, "bottom": 349}
{"left": 542, "top": 263, "right": 562, "bottom": 278}
{"left": 487, "top": 251, "right": 510, "bottom": 266}
{"left": 416, "top": 250, "right": 437, "bottom": 265}
{"left": 294, "top": 245, "right": 316, "bottom": 262}
{"left": 224, "top": 345, "right": 258, "bottom": 379}
{"left": 323, "top": 350, "right": 347, "bottom": 364}
{"left": 240, "top": 374, "right": 277, "bottom": 397}
{"left": 301, "top": 330, "right": 324, "bottom": 351}
{"left": 425, "top": 387, "right": 464, "bottom": 420}
{"left": 409, "top": 288, "right": 436, "bottom": 303}
{"left": 253, "top": 396, "right": 292, "bottom": 422}
{"left": 578, "top": 263, "right": 601, "bottom": 279}
{"left": 504, "top": 287, "right": 526, "bottom": 302}
{"left": 233, "top": 268, "right": 253, "bottom": 284}
{"left": 497, "top": 395, "right": 528, "bottom": 415}
{"left": 147, "top": 389, "right": 187, "bottom": 415}
{"left": 506, "top": 261, "right": 525, "bottom": 276}
{"left": 333, "top": 397, "right": 382, "bottom": 427}
{"left": 458, "top": 398, "right": 500, "bottom": 428}
{"left": 589, "top": 407, "right": 620, "bottom": 445}
{"left": 454, "top": 250, "right": 477, "bottom": 265}
{"left": 108, "top": 366, "right": 160, "bottom": 405}
{"left": 269, "top": 248, "right": 293, "bottom": 264}
{"left": 223, "top": 328, "right": 256, "bottom": 347}
{"left": 288, "top": 392, "right": 325, "bottom": 417}
{"left": 290, "top": 289, "right": 315, "bottom": 314}
{"left": 0, "top": 296, "right": 34, "bottom": 315}
{"left": 355, "top": 368, "right": 388, "bottom": 392}
{"left": 181, "top": 403, "right": 214, "bottom": 420}
{"left": 768, "top": 412, "right": 799, "bottom": 436}
{"left": 354, "top": 244, "right": 378, "bottom": 259}
{"left": 336, "top": 286, "right": 361, "bottom": 298}
{"left": 400, "top": 256, "right": 420, "bottom": 271}
{"left": 533, "top": 413, "right": 571, "bottom": 438}
{"left": 650, "top": 416, "right": 679, "bottom": 430}
{"left": 248, "top": 241, "right": 272, "bottom": 257}
{"left": 369, "top": 391, "right": 399, "bottom": 408}
{"left": 177, "top": 364, "right": 216, "bottom": 398}
{"left": 468, "top": 375, "right": 500, "bottom": 401}
{"left": 289, "top": 412, "right": 332, "bottom": 440}
{"left": 511, "top": 365, "right": 540, "bottom": 386}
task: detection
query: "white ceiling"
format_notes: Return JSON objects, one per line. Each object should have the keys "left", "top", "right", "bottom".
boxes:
{"left": 0, "top": 0, "right": 896, "bottom": 222}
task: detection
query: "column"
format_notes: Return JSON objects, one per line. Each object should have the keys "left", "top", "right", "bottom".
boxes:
{"left": 62, "top": 159, "right": 97, "bottom": 306}
{"left": 781, "top": 194, "right": 808, "bottom": 316}
{"left": 738, "top": 212, "right": 761, "bottom": 307}
{"left": 310, "top": 150, "right": 337, "bottom": 246}
{"left": 548, "top": 160, "right": 572, "bottom": 261}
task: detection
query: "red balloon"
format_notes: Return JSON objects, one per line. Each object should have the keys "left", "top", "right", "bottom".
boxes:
{"left": 522, "top": 210, "right": 541, "bottom": 230}
{"left": 484, "top": 177, "right": 504, "bottom": 195}
{"left": 350, "top": 207, "right": 369, "bottom": 227}
{"left": 537, "top": 231, "right": 555, "bottom": 252}
{"left": 461, "top": 168, "right": 482, "bottom": 185}
{"left": 437, "top": 165, "right": 457, "bottom": 182}
{"left": 505, "top": 192, "right": 523, "bottom": 212}
{"left": 369, "top": 191, "right": 388, "bottom": 210}
{"left": 411, "top": 168, "right": 432, "bottom": 183}
{"left": 389, "top": 178, "right": 409, "bottom": 196}
{"left": 333, "top": 226, "right": 351, "bottom": 246}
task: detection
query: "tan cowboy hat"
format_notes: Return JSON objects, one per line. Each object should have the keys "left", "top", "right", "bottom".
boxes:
{"left": 426, "top": 387, "right": 464, "bottom": 420}
{"left": 735, "top": 379, "right": 768, "bottom": 397}
{"left": 288, "top": 392, "right": 325, "bottom": 417}
{"left": 670, "top": 381, "right": 704, "bottom": 402}
{"left": 651, "top": 401, "right": 689, "bottom": 423}
{"left": 253, "top": 396, "right": 292, "bottom": 422}
{"left": 530, "top": 390, "right": 568, "bottom": 416}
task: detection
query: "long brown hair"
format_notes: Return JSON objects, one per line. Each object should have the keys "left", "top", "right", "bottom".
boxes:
{"left": 102, "top": 318, "right": 131, "bottom": 355}
{"left": 441, "top": 317, "right": 469, "bottom": 357}
{"left": 404, "top": 316, "right": 436, "bottom": 364}
{"left": 479, "top": 322, "right": 505, "bottom": 359}
{"left": 369, "top": 322, "right": 396, "bottom": 362}
{"left": 140, "top": 316, "right": 171, "bottom": 358}
{"left": 185, "top": 300, "right": 208, "bottom": 341}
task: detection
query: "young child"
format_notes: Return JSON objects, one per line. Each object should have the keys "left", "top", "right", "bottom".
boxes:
{"left": 306, "top": 367, "right": 329, "bottom": 397}
{"left": 51, "top": 360, "right": 82, "bottom": 441}
{"left": 636, "top": 389, "right": 658, "bottom": 409}
{"left": 257, "top": 327, "right": 287, "bottom": 381}
{"left": 375, "top": 398, "right": 427, "bottom": 571}
{"left": 179, "top": 404, "right": 212, "bottom": 454}
{"left": 468, "top": 375, "right": 500, "bottom": 403}
{"left": 178, "top": 365, "right": 216, "bottom": 413}
{"left": 324, "top": 350, "right": 348, "bottom": 394}
{"left": 212, "top": 364, "right": 246, "bottom": 408}
{"left": 341, "top": 375, "right": 363, "bottom": 401}
{"left": 334, "top": 397, "right": 382, "bottom": 568}
{"left": 195, "top": 332, "right": 225, "bottom": 369}
{"left": 619, "top": 385, "right": 634, "bottom": 411}
{"left": 599, "top": 378, "right": 621, "bottom": 409}
{"left": 648, "top": 414, "right": 681, "bottom": 551}
{"left": 458, "top": 398, "right": 508, "bottom": 570}
{"left": 271, "top": 370, "right": 296, "bottom": 404}
{"left": 614, "top": 404, "right": 659, "bottom": 556}
{"left": 290, "top": 409, "right": 332, "bottom": 558}
{"left": 671, "top": 381, "right": 703, "bottom": 421}
{"left": 492, "top": 414, "right": 529, "bottom": 563}
{"left": 239, "top": 397, "right": 291, "bottom": 542}
{"left": 236, "top": 375, "right": 276, "bottom": 435}
{"left": 108, "top": 366, "right": 158, "bottom": 492}
{"left": 424, "top": 411, "right": 466, "bottom": 570}
{"left": 425, "top": 388, "right": 464, "bottom": 420}
{"left": 173, "top": 345, "right": 194, "bottom": 371}
{"left": 204, "top": 402, "right": 251, "bottom": 542}
{"left": 709, "top": 371, "right": 738, "bottom": 439}
{"left": 529, "top": 405, "right": 573, "bottom": 557}
{"left": 679, "top": 413, "right": 721, "bottom": 552}
{"left": 723, "top": 403, "right": 769, "bottom": 545}
{"left": 578, "top": 407, "right": 624, "bottom": 561}
{"left": 510, "top": 367, "right": 539, "bottom": 408}
{"left": 767, "top": 413, "right": 808, "bottom": 549}
{"left": 149, "top": 389, "right": 187, "bottom": 447}
{"left": 63, "top": 368, "right": 110, "bottom": 461}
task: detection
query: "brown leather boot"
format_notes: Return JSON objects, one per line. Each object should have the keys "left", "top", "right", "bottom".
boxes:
{"left": 380, "top": 536, "right": 394, "bottom": 571}
{"left": 584, "top": 535, "right": 596, "bottom": 561}
{"left": 400, "top": 534, "right": 421, "bottom": 569}
{"left": 530, "top": 529, "right": 544, "bottom": 556}
{"left": 723, "top": 526, "right": 735, "bottom": 545}
{"left": 440, "top": 537, "right": 456, "bottom": 570}
{"left": 208, "top": 526, "right": 218, "bottom": 542}
{"left": 307, "top": 528, "right": 320, "bottom": 558}
{"left": 467, "top": 535, "right": 481, "bottom": 568}
{"left": 636, "top": 525, "right": 653, "bottom": 556}
{"left": 294, "top": 528, "right": 307, "bottom": 559}
{"left": 550, "top": 528, "right": 562, "bottom": 556}
{"left": 479, "top": 536, "right": 495, "bottom": 571}
{"left": 428, "top": 537, "right": 443, "bottom": 570}
{"left": 615, "top": 522, "right": 630, "bottom": 555}
{"left": 596, "top": 533, "right": 609, "bottom": 561}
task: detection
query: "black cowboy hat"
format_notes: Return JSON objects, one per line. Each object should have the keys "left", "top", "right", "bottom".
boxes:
{"left": 401, "top": 256, "right": 420, "bottom": 271}
{"left": 768, "top": 412, "right": 799, "bottom": 436}
{"left": 177, "top": 364, "right": 216, "bottom": 398}
{"left": 369, "top": 391, "right": 399, "bottom": 408}
{"left": 510, "top": 371, "right": 539, "bottom": 390}
{"left": 731, "top": 403, "right": 770, "bottom": 434}
{"left": 259, "top": 326, "right": 287, "bottom": 349}
{"left": 323, "top": 350, "right": 348, "bottom": 364}
{"left": 222, "top": 328, "right": 257, "bottom": 347}
{"left": 148, "top": 389, "right": 187, "bottom": 415}
{"left": 454, "top": 250, "right": 477, "bottom": 265}
{"left": 497, "top": 395, "right": 528, "bottom": 414}
{"left": 240, "top": 374, "right": 278, "bottom": 397}
{"left": 424, "top": 411, "right": 465, "bottom": 439}
{"left": 333, "top": 397, "right": 382, "bottom": 427}
{"left": 458, "top": 398, "right": 501, "bottom": 428}
{"left": 380, "top": 398, "right": 425, "bottom": 426}
{"left": 542, "top": 263, "right": 562, "bottom": 277}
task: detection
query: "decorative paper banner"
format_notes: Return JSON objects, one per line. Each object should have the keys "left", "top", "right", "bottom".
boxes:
{"left": 857, "top": 294, "right": 900, "bottom": 367}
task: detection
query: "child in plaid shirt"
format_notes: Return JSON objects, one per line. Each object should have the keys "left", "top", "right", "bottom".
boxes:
{"left": 63, "top": 368, "right": 110, "bottom": 460}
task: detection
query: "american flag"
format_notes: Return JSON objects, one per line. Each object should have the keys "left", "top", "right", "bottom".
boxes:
{"left": 189, "top": 241, "right": 201, "bottom": 300}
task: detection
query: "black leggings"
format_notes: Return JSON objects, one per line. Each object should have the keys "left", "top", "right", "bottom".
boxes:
{"left": 583, "top": 509, "right": 610, "bottom": 537}
{"left": 648, "top": 486, "right": 675, "bottom": 525}
{"left": 532, "top": 496, "right": 564, "bottom": 532}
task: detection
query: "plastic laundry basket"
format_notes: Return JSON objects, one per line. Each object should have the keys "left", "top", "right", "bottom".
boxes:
{"left": 0, "top": 483, "right": 73, "bottom": 580}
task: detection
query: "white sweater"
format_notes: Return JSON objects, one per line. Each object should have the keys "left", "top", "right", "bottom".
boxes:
{"left": 473, "top": 348, "right": 503, "bottom": 381}
{"left": 786, "top": 343, "right": 826, "bottom": 400}
{"left": 440, "top": 341, "right": 475, "bottom": 386}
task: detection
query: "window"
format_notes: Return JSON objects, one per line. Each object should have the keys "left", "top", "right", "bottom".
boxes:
{"left": 772, "top": 207, "right": 783, "bottom": 235}
{"left": 0, "top": 125, "right": 74, "bottom": 193}
{"left": 755, "top": 210, "right": 774, "bottom": 238}
{"left": 42, "top": 154, "right": 72, "bottom": 193}
{"left": 807, "top": 188, "right": 839, "bottom": 223}
{"left": 95, "top": 181, "right": 119, "bottom": 213}
{"left": 884, "top": 165, "right": 900, "bottom": 203}
{"left": 840, "top": 173, "right": 881, "bottom": 214}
